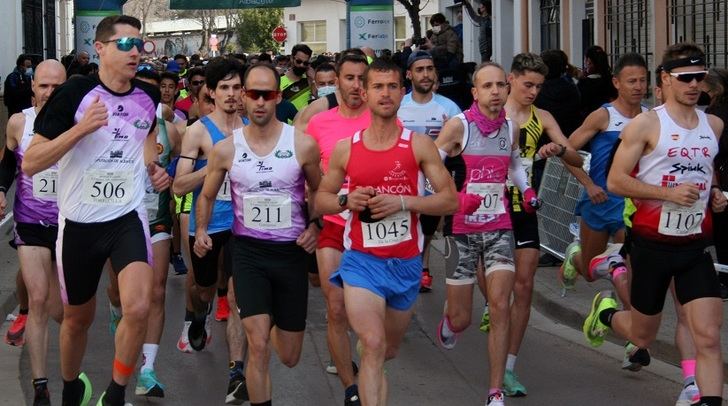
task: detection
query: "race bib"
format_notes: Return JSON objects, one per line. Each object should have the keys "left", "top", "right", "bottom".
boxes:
{"left": 217, "top": 174, "right": 232, "bottom": 201}
{"left": 243, "top": 194, "right": 292, "bottom": 230}
{"left": 658, "top": 201, "right": 705, "bottom": 236}
{"left": 32, "top": 169, "right": 58, "bottom": 200}
{"left": 82, "top": 170, "right": 133, "bottom": 205}
{"left": 466, "top": 182, "right": 506, "bottom": 215}
{"left": 361, "top": 211, "right": 412, "bottom": 248}
{"left": 424, "top": 178, "right": 434, "bottom": 195}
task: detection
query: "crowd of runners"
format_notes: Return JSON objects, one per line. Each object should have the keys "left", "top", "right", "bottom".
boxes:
{"left": 0, "top": 13, "right": 726, "bottom": 406}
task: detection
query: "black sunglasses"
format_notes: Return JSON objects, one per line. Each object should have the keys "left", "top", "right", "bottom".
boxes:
{"left": 669, "top": 71, "right": 708, "bottom": 83}
{"left": 102, "top": 37, "right": 144, "bottom": 53}
{"left": 294, "top": 58, "right": 310, "bottom": 67}
{"left": 245, "top": 89, "right": 279, "bottom": 101}
{"left": 190, "top": 80, "right": 206, "bottom": 86}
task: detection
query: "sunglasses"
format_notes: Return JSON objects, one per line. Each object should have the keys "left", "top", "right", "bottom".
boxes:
{"left": 190, "top": 80, "right": 206, "bottom": 86}
{"left": 245, "top": 89, "right": 279, "bottom": 101}
{"left": 294, "top": 58, "right": 310, "bottom": 67}
{"left": 669, "top": 70, "right": 708, "bottom": 83}
{"left": 102, "top": 37, "right": 143, "bottom": 53}
{"left": 136, "top": 64, "right": 154, "bottom": 72}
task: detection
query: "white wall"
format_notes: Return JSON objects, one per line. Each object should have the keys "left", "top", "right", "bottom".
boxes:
{"left": 0, "top": 0, "right": 24, "bottom": 86}
{"left": 282, "top": 0, "right": 440, "bottom": 54}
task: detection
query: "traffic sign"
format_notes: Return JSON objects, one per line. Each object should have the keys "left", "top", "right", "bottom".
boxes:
{"left": 143, "top": 40, "right": 155, "bottom": 54}
{"left": 272, "top": 26, "right": 288, "bottom": 43}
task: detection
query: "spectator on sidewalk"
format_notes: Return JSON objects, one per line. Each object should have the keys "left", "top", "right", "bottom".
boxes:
{"left": 462, "top": 0, "right": 492, "bottom": 62}
{"left": 4, "top": 54, "right": 33, "bottom": 116}
{"left": 578, "top": 46, "right": 617, "bottom": 118}
{"left": 430, "top": 13, "right": 463, "bottom": 65}
{"left": 536, "top": 49, "right": 583, "bottom": 137}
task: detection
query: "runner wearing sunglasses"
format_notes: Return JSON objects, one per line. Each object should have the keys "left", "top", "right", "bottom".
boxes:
{"left": 585, "top": 42, "right": 726, "bottom": 406}
{"left": 194, "top": 63, "right": 321, "bottom": 405}
{"left": 24, "top": 15, "right": 170, "bottom": 406}
{"left": 281, "top": 44, "right": 313, "bottom": 111}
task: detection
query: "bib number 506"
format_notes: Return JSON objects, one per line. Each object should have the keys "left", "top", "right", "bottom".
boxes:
{"left": 91, "top": 181, "right": 126, "bottom": 199}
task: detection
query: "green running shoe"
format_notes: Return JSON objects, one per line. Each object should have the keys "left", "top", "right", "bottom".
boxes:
{"left": 559, "top": 241, "right": 581, "bottom": 290}
{"left": 135, "top": 369, "right": 165, "bottom": 397}
{"left": 503, "top": 369, "right": 527, "bottom": 397}
{"left": 583, "top": 290, "right": 617, "bottom": 347}
{"left": 78, "top": 372, "right": 93, "bottom": 406}
{"left": 479, "top": 303, "right": 490, "bottom": 333}
{"left": 96, "top": 392, "right": 132, "bottom": 406}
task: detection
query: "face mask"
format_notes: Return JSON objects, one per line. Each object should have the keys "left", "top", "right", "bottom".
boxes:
{"left": 293, "top": 66, "right": 307, "bottom": 77}
{"left": 317, "top": 85, "right": 336, "bottom": 98}
{"left": 25, "top": 67, "right": 33, "bottom": 76}
{"left": 432, "top": 26, "right": 441, "bottom": 34}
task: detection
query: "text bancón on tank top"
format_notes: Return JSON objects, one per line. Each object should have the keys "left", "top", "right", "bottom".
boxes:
{"left": 343, "top": 128, "right": 423, "bottom": 259}
{"left": 14, "top": 107, "right": 59, "bottom": 225}
{"left": 632, "top": 105, "right": 718, "bottom": 243}
{"left": 230, "top": 124, "right": 306, "bottom": 242}
{"left": 451, "top": 114, "right": 513, "bottom": 234}
{"left": 189, "top": 116, "right": 234, "bottom": 236}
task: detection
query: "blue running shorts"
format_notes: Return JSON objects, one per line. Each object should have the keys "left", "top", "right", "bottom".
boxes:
{"left": 330, "top": 250, "right": 421, "bottom": 311}
{"left": 575, "top": 194, "right": 625, "bottom": 236}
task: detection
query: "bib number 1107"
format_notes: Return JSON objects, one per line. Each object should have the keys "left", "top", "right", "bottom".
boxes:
{"left": 659, "top": 202, "right": 704, "bottom": 236}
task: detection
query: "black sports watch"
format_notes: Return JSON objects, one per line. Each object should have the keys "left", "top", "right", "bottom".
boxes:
{"left": 338, "top": 194, "right": 348, "bottom": 208}
{"left": 307, "top": 218, "right": 324, "bottom": 230}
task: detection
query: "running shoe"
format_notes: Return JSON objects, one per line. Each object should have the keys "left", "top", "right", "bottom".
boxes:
{"left": 5, "top": 313, "right": 27, "bottom": 346}
{"left": 486, "top": 391, "right": 505, "bottom": 406}
{"left": 588, "top": 243, "right": 625, "bottom": 281}
{"left": 325, "top": 360, "right": 337, "bottom": 374}
{"left": 420, "top": 270, "right": 433, "bottom": 293}
{"left": 621, "top": 342, "right": 651, "bottom": 372}
{"left": 215, "top": 296, "right": 230, "bottom": 322}
{"left": 171, "top": 253, "right": 187, "bottom": 275}
{"left": 95, "top": 392, "right": 132, "bottom": 406}
{"left": 205, "top": 312, "right": 213, "bottom": 345}
{"left": 345, "top": 385, "right": 361, "bottom": 406}
{"left": 559, "top": 241, "right": 581, "bottom": 290}
{"left": 188, "top": 313, "right": 208, "bottom": 351}
{"left": 436, "top": 316, "right": 459, "bottom": 350}
{"left": 109, "top": 305, "right": 122, "bottom": 335}
{"left": 479, "top": 303, "right": 490, "bottom": 333}
{"left": 33, "top": 380, "right": 50, "bottom": 406}
{"left": 78, "top": 372, "right": 93, "bottom": 406}
{"left": 503, "top": 370, "right": 527, "bottom": 397}
{"left": 582, "top": 290, "right": 617, "bottom": 347}
{"left": 176, "top": 321, "right": 193, "bottom": 353}
{"left": 226, "top": 375, "right": 248, "bottom": 404}
{"left": 675, "top": 381, "right": 700, "bottom": 406}
{"left": 135, "top": 369, "right": 165, "bottom": 397}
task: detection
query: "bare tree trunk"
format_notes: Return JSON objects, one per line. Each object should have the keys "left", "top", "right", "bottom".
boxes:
{"left": 395, "top": 0, "right": 423, "bottom": 41}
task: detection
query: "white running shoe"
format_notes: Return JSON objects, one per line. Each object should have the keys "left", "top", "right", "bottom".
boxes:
{"left": 176, "top": 321, "right": 192, "bottom": 353}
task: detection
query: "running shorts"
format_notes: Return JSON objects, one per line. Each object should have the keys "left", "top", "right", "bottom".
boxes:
{"left": 444, "top": 230, "right": 515, "bottom": 284}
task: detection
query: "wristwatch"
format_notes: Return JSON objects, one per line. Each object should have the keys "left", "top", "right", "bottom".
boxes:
{"left": 308, "top": 218, "right": 324, "bottom": 230}
{"left": 555, "top": 144, "right": 567, "bottom": 157}
{"left": 338, "top": 194, "right": 348, "bottom": 207}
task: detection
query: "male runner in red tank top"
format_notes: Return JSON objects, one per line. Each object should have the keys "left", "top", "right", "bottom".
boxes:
{"left": 316, "top": 58, "right": 458, "bottom": 405}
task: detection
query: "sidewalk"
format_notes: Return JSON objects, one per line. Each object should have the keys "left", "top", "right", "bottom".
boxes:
{"left": 430, "top": 239, "right": 728, "bottom": 376}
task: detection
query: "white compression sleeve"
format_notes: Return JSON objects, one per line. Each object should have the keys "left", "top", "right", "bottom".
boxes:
{"left": 509, "top": 149, "right": 531, "bottom": 193}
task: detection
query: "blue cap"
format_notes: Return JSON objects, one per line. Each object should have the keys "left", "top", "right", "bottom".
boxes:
{"left": 166, "top": 60, "right": 181, "bottom": 73}
{"left": 407, "top": 50, "right": 433, "bottom": 68}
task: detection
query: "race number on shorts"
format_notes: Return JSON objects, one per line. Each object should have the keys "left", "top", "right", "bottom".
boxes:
{"left": 243, "top": 194, "right": 292, "bottom": 230}
{"left": 32, "top": 169, "right": 58, "bottom": 200}
{"left": 466, "top": 182, "right": 506, "bottom": 216}
{"left": 82, "top": 170, "right": 133, "bottom": 205}
{"left": 362, "top": 211, "right": 412, "bottom": 248}
{"left": 658, "top": 201, "right": 705, "bottom": 236}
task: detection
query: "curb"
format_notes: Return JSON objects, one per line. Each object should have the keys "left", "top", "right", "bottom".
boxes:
{"left": 530, "top": 285, "right": 728, "bottom": 378}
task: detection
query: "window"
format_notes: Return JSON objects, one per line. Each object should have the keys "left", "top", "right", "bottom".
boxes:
{"left": 605, "top": 0, "right": 652, "bottom": 69}
{"left": 395, "top": 16, "right": 407, "bottom": 50}
{"left": 22, "top": 0, "right": 44, "bottom": 55}
{"left": 670, "top": 0, "right": 727, "bottom": 68}
{"left": 299, "top": 20, "right": 327, "bottom": 54}
{"left": 540, "top": 0, "right": 560, "bottom": 51}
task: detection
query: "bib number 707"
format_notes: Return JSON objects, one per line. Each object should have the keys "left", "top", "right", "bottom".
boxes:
{"left": 362, "top": 211, "right": 412, "bottom": 248}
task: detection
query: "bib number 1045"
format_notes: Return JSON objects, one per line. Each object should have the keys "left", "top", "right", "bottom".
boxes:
{"left": 362, "top": 211, "right": 412, "bottom": 248}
